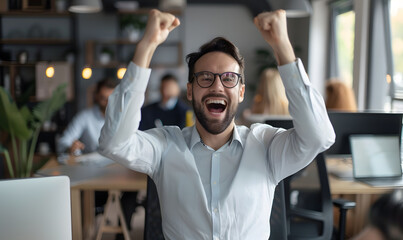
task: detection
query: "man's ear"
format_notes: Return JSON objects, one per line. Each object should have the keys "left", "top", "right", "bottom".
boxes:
{"left": 239, "top": 84, "right": 245, "bottom": 103}
{"left": 187, "top": 83, "right": 193, "bottom": 101}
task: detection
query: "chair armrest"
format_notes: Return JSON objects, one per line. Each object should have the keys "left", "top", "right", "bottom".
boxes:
{"left": 332, "top": 198, "right": 356, "bottom": 210}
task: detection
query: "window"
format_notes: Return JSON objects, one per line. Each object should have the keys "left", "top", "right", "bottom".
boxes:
{"left": 390, "top": 0, "right": 403, "bottom": 95}
{"left": 335, "top": 10, "right": 355, "bottom": 88}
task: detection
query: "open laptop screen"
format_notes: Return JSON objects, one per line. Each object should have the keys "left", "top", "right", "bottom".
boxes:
{"left": 0, "top": 176, "right": 71, "bottom": 240}
{"left": 350, "top": 135, "right": 402, "bottom": 178}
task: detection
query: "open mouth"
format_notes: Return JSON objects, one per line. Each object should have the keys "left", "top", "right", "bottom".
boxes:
{"left": 206, "top": 99, "right": 227, "bottom": 113}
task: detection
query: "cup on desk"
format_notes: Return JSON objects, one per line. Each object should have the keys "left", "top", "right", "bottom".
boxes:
{"left": 39, "top": 142, "right": 50, "bottom": 155}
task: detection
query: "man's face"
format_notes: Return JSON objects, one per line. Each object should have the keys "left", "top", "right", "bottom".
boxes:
{"left": 96, "top": 86, "right": 114, "bottom": 114}
{"left": 187, "top": 51, "right": 245, "bottom": 135}
{"left": 160, "top": 79, "right": 180, "bottom": 104}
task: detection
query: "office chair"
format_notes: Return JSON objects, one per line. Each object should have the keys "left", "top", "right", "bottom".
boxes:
{"left": 265, "top": 119, "right": 355, "bottom": 240}
{"left": 284, "top": 153, "right": 333, "bottom": 240}
{"left": 269, "top": 180, "right": 288, "bottom": 240}
{"left": 144, "top": 177, "right": 165, "bottom": 240}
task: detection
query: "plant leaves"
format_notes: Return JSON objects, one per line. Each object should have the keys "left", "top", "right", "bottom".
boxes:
{"left": 0, "top": 87, "right": 32, "bottom": 140}
{"left": 32, "top": 83, "right": 67, "bottom": 124}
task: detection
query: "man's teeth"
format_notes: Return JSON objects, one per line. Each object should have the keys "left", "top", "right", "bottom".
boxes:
{"left": 206, "top": 99, "right": 226, "bottom": 105}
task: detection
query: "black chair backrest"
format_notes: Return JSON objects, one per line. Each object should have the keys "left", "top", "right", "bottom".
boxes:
{"left": 144, "top": 177, "right": 165, "bottom": 240}
{"left": 266, "top": 119, "right": 333, "bottom": 240}
{"left": 269, "top": 180, "right": 288, "bottom": 240}
{"left": 285, "top": 153, "right": 333, "bottom": 240}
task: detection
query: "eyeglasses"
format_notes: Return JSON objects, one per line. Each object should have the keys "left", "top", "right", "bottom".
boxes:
{"left": 193, "top": 71, "right": 242, "bottom": 88}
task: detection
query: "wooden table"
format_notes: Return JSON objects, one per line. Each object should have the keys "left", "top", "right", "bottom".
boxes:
{"left": 326, "top": 158, "right": 402, "bottom": 237}
{"left": 37, "top": 159, "right": 147, "bottom": 240}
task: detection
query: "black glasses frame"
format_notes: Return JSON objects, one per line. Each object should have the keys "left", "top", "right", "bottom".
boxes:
{"left": 193, "top": 71, "right": 242, "bottom": 88}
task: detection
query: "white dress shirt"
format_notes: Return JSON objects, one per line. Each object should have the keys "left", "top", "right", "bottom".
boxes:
{"left": 57, "top": 106, "right": 105, "bottom": 154}
{"left": 99, "top": 59, "right": 335, "bottom": 240}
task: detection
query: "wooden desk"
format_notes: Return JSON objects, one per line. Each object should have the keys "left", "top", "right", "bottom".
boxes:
{"left": 326, "top": 158, "right": 400, "bottom": 237}
{"left": 37, "top": 159, "right": 147, "bottom": 240}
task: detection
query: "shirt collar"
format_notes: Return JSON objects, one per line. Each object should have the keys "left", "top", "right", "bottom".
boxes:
{"left": 189, "top": 124, "right": 244, "bottom": 150}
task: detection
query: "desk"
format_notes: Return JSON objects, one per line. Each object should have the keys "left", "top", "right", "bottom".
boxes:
{"left": 326, "top": 158, "right": 399, "bottom": 237}
{"left": 38, "top": 159, "right": 147, "bottom": 240}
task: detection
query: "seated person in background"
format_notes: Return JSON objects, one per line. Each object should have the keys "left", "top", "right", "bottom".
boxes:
{"left": 353, "top": 189, "right": 403, "bottom": 240}
{"left": 56, "top": 77, "right": 118, "bottom": 221}
{"left": 139, "top": 73, "right": 191, "bottom": 130}
{"left": 57, "top": 77, "right": 118, "bottom": 156}
{"left": 325, "top": 78, "right": 357, "bottom": 112}
{"left": 242, "top": 68, "right": 289, "bottom": 124}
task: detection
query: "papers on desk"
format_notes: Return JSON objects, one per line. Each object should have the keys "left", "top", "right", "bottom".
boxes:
{"left": 41, "top": 152, "right": 115, "bottom": 185}
{"left": 326, "top": 157, "right": 354, "bottom": 179}
{"left": 57, "top": 152, "right": 114, "bottom": 167}
{"left": 75, "top": 152, "right": 114, "bottom": 167}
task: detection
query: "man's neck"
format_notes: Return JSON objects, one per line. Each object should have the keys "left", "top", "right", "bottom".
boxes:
{"left": 196, "top": 121, "right": 235, "bottom": 151}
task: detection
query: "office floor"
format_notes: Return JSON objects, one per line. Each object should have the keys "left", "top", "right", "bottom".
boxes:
{"left": 98, "top": 206, "right": 145, "bottom": 240}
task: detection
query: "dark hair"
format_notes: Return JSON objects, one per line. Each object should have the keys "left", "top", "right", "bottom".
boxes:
{"left": 186, "top": 37, "right": 245, "bottom": 84}
{"left": 369, "top": 190, "right": 403, "bottom": 240}
{"left": 161, "top": 73, "right": 178, "bottom": 83}
{"left": 95, "top": 77, "right": 119, "bottom": 93}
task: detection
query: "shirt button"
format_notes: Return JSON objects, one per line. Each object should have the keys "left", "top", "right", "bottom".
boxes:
{"left": 213, "top": 181, "right": 217, "bottom": 185}
{"left": 214, "top": 208, "right": 218, "bottom": 213}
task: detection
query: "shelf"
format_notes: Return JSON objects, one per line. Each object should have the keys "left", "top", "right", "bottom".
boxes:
{"left": 117, "top": 8, "right": 182, "bottom": 16}
{"left": 0, "top": 39, "right": 72, "bottom": 45}
{"left": 85, "top": 40, "right": 183, "bottom": 68}
{"left": 0, "top": 10, "right": 71, "bottom": 17}
{"left": 0, "top": 61, "right": 36, "bottom": 67}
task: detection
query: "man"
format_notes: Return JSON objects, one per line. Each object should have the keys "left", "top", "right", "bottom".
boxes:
{"left": 139, "top": 73, "right": 190, "bottom": 130}
{"left": 57, "top": 77, "right": 118, "bottom": 220}
{"left": 99, "top": 9, "right": 335, "bottom": 239}
{"left": 57, "top": 77, "right": 118, "bottom": 155}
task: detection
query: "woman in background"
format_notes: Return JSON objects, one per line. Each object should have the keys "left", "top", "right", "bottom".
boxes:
{"left": 250, "top": 68, "right": 289, "bottom": 115}
{"left": 326, "top": 79, "right": 357, "bottom": 112}
{"left": 241, "top": 68, "right": 289, "bottom": 125}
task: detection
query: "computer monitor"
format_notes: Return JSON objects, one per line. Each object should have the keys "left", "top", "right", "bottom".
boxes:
{"left": 265, "top": 112, "right": 403, "bottom": 157}
{"left": 0, "top": 176, "right": 72, "bottom": 240}
{"left": 327, "top": 112, "right": 403, "bottom": 156}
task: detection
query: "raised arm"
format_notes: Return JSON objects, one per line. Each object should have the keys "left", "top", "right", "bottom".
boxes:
{"left": 133, "top": 9, "right": 180, "bottom": 68}
{"left": 253, "top": 11, "right": 335, "bottom": 182}
{"left": 98, "top": 10, "right": 180, "bottom": 174}
{"left": 253, "top": 10, "right": 295, "bottom": 66}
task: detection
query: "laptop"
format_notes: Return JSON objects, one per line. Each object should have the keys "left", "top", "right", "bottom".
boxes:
{"left": 0, "top": 176, "right": 72, "bottom": 240}
{"left": 350, "top": 134, "right": 403, "bottom": 187}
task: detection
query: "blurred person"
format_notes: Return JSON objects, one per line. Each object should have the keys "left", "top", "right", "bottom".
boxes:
{"left": 353, "top": 189, "right": 403, "bottom": 240}
{"left": 57, "top": 77, "right": 118, "bottom": 155}
{"left": 326, "top": 79, "right": 357, "bottom": 112}
{"left": 250, "top": 68, "right": 289, "bottom": 115}
{"left": 56, "top": 77, "right": 118, "bottom": 232}
{"left": 139, "top": 73, "right": 191, "bottom": 130}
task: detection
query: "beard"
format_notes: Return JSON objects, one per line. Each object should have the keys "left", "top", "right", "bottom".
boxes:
{"left": 192, "top": 91, "right": 238, "bottom": 135}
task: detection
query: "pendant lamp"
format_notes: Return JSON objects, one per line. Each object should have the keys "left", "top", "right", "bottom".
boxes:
{"left": 69, "top": 0, "right": 102, "bottom": 13}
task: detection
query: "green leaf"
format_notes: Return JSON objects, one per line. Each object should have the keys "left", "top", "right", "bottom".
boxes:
{"left": 32, "top": 83, "right": 67, "bottom": 124}
{"left": 0, "top": 87, "right": 32, "bottom": 140}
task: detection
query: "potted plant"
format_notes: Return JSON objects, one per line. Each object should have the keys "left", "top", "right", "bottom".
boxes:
{"left": 0, "top": 83, "right": 67, "bottom": 178}
{"left": 120, "top": 15, "right": 147, "bottom": 42}
{"left": 99, "top": 46, "right": 114, "bottom": 65}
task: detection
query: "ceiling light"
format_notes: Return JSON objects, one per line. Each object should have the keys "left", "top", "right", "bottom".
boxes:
{"left": 69, "top": 0, "right": 102, "bottom": 13}
{"left": 269, "top": 0, "right": 312, "bottom": 18}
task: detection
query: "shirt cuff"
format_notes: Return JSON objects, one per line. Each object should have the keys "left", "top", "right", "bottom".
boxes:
{"left": 278, "top": 58, "right": 311, "bottom": 90}
{"left": 119, "top": 61, "right": 152, "bottom": 93}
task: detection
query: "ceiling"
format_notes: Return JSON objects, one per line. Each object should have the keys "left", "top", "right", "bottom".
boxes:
{"left": 102, "top": 0, "right": 273, "bottom": 16}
